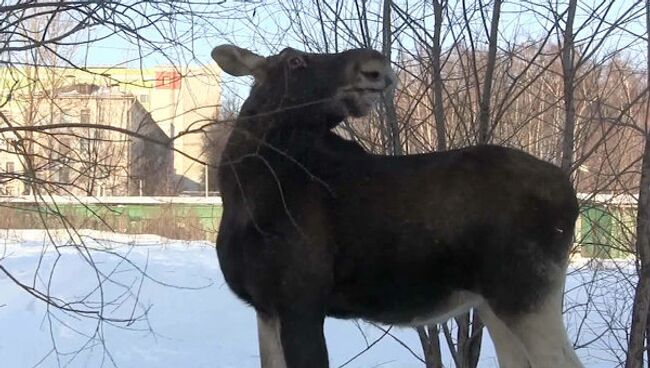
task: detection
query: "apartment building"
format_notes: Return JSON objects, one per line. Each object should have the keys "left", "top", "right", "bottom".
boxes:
{"left": 0, "top": 64, "right": 220, "bottom": 196}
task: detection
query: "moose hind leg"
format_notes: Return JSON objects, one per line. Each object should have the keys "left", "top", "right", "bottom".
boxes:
{"left": 477, "top": 305, "right": 530, "bottom": 368}
{"left": 500, "top": 286, "right": 584, "bottom": 368}
{"left": 257, "top": 313, "right": 287, "bottom": 368}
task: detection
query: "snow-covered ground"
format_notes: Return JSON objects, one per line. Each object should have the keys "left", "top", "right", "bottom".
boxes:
{"left": 0, "top": 230, "right": 637, "bottom": 367}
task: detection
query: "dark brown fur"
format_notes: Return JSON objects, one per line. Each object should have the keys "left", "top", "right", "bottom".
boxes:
{"left": 213, "top": 46, "right": 580, "bottom": 368}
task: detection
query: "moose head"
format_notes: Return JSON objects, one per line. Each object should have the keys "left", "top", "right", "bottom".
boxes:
{"left": 211, "top": 45, "right": 395, "bottom": 128}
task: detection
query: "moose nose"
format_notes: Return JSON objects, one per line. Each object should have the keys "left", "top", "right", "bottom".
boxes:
{"left": 359, "top": 64, "right": 395, "bottom": 88}
{"left": 361, "top": 70, "right": 381, "bottom": 81}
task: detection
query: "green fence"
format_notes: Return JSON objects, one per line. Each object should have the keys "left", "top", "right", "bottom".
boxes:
{"left": 578, "top": 205, "right": 635, "bottom": 259}
{"left": 0, "top": 199, "right": 223, "bottom": 241}
{"left": 59, "top": 202, "right": 222, "bottom": 230}
{"left": 0, "top": 196, "right": 640, "bottom": 257}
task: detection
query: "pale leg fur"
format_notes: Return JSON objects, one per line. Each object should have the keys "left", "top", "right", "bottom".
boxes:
{"left": 478, "top": 305, "right": 530, "bottom": 368}
{"left": 501, "top": 287, "right": 584, "bottom": 368}
{"left": 257, "top": 313, "right": 288, "bottom": 368}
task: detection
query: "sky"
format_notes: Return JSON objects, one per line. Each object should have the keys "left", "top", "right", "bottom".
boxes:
{"left": 74, "top": 1, "right": 646, "bottom": 64}
{"left": 67, "top": 0, "right": 647, "bottom": 104}
{"left": 4, "top": 0, "right": 644, "bottom": 107}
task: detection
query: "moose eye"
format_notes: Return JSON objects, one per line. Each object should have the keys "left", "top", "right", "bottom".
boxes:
{"left": 287, "top": 56, "right": 306, "bottom": 69}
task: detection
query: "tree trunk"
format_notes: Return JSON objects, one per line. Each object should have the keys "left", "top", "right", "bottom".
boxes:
{"left": 560, "top": 0, "right": 578, "bottom": 174}
{"left": 646, "top": 309, "right": 650, "bottom": 367}
{"left": 476, "top": 0, "right": 502, "bottom": 144}
{"left": 626, "top": 149, "right": 650, "bottom": 367}
{"left": 452, "top": 310, "right": 483, "bottom": 368}
{"left": 417, "top": 325, "right": 443, "bottom": 368}
{"left": 625, "top": 3, "right": 650, "bottom": 367}
{"left": 468, "top": 311, "right": 483, "bottom": 367}
{"left": 381, "top": 0, "right": 401, "bottom": 155}
{"left": 456, "top": 313, "right": 470, "bottom": 368}
{"left": 431, "top": 0, "right": 447, "bottom": 151}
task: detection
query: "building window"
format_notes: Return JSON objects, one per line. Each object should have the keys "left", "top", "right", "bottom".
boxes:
{"left": 59, "top": 166, "right": 70, "bottom": 183}
{"left": 97, "top": 105, "right": 104, "bottom": 124}
{"left": 80, "top": 109, "right": 91, "bottom": 124}
{"left": 65, "top": 74, "right": 76, "bottom": 85}
{"left": 59, "top": 137, "right": 71, "bottom": 156}
{"left": 80, "top": 139, "right": 90, "bottom": 154}
{"left": 6, "top": 161, "right": 15, "bottom": 173}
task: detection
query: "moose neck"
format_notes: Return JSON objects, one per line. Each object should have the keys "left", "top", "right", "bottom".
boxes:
{"left": 227, "top": 100, "right": 339, "bottom": 157}
{"left": 218, "top": 102, "right": 340, "bottom": 200}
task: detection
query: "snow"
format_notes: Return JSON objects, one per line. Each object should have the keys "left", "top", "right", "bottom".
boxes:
{"left": 0, "top": 229, "right": 637, "bottom": 367}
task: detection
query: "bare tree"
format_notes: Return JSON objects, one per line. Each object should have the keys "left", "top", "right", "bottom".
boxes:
{"left": 0, "top": 2, "right": 231, "bottom": 364}
{"left": 625, "top": 3, "right": 650, "bottom": 367}
{"left": 2, "top": 0, "right": 650, "bottom": 367}
{"left": 431, "top": 0, "right": 447, "bottom": 152}
{"left": 381, "top": 0, "right": 402, "bottom": 155}
{"left": 560, "top": 0, "right": 578, "bottom": 174}
{"left": 476, "top": 0, "right": 503, "bottom": 145}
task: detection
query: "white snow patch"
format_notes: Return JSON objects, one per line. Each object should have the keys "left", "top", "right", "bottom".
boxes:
{"left": 0, "top": 230, "right": 640, "bottom": 368}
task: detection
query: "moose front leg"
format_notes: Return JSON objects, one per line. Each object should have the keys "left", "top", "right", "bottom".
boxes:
{"left": 256, "top": 228, "right": 332, "bottom": 367}
{"left": 257, "top": 313, "right": 287, "bottom": 368}
{"left": 277, "top": 307, "right": 328, "bottom": 368}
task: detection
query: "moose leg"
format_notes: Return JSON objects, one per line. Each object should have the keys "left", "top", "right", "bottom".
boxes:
{"left": 277, "top": 308, "right": 328, "bottom": 368}
{"left": 257, "top": 313, "right": 287, "bottom": 368}
{"left": 502, "top": 288, "right": 584, "bottom": 368}
{"left": 477, "top": 305, "right": 530, "bottom": 368}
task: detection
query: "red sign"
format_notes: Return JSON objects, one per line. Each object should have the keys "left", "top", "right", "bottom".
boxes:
{"left": 155, "top": 71, "right": 181, "bottom": 89}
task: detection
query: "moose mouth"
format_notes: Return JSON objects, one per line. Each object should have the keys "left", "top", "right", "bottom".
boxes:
{"left": 340, "top": 88, "right": 385, "bottom": 117}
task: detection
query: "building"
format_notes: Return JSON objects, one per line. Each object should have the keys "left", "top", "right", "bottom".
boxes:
{"left": 0, "top": 64, "right": 220, "bottom": 196}
{"left": 0, "top": 83, "right": 173, "bottom": 196}
{"left": 90, "top": 66, "right": 221, "bottom": 192}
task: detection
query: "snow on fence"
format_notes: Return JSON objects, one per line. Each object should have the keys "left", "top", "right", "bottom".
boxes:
{"left": 0, "top": 195, "right": 223, "bottom": 205}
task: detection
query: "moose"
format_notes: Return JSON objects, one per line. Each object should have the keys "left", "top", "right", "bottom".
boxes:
{"left": 212, "top": 44, "right": 584, "bottom": 368}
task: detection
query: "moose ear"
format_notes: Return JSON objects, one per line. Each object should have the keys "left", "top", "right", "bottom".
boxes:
{"left": 211, "top": 45, "right": 267, "bottom": 78}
